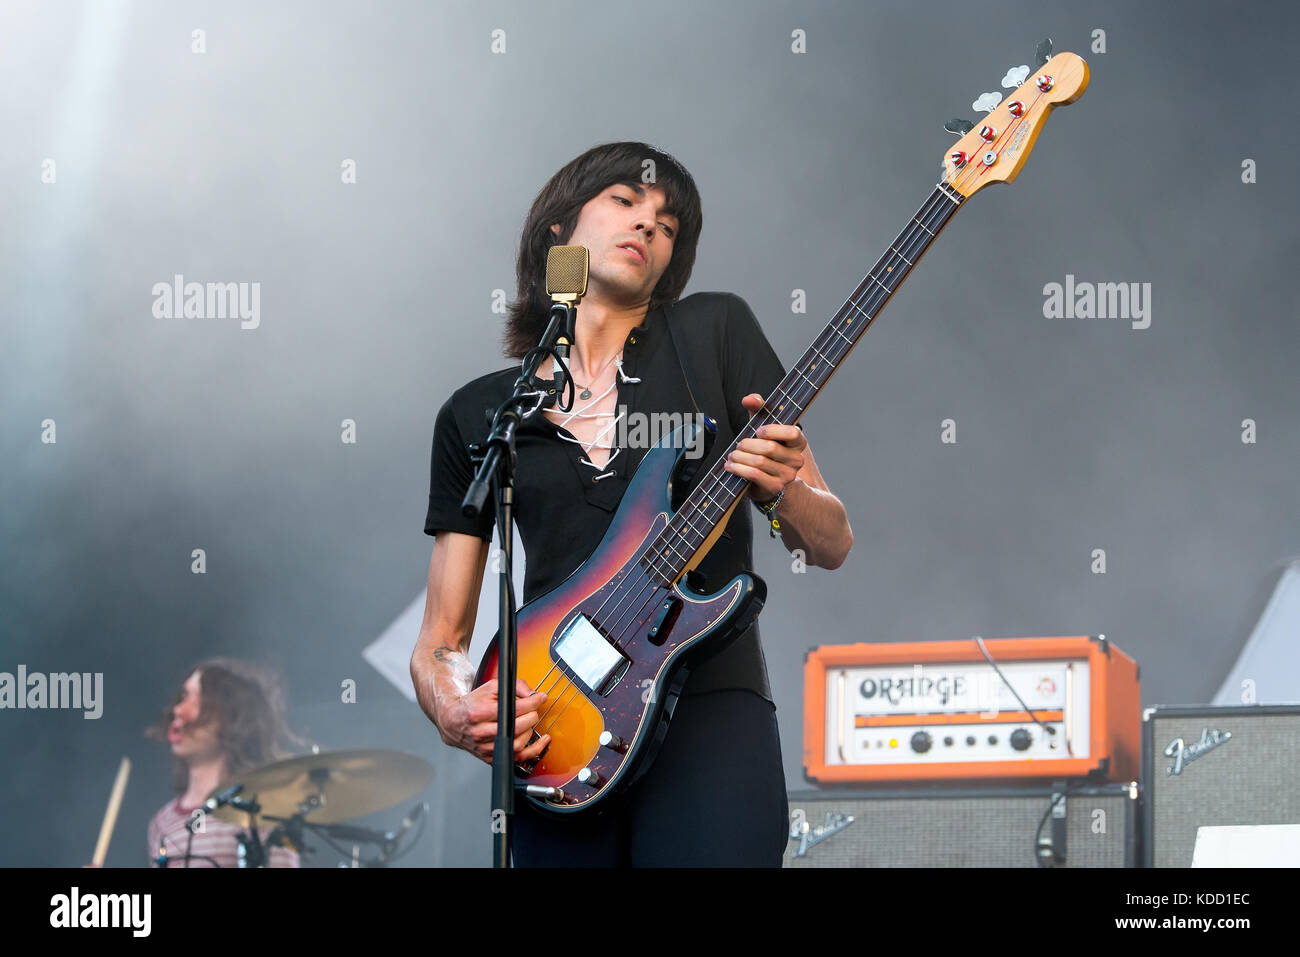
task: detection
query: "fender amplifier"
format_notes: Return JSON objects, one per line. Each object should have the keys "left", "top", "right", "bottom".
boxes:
{"left": 1142, "top": 704, "right": 1300, "bottom": 867}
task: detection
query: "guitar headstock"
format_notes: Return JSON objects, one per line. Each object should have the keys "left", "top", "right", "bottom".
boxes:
{"left": 942, "top": 51, "right": 1089, "bottom": 199}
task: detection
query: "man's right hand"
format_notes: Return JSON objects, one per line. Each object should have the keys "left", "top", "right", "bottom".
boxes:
{"left": 437, "top": 677, "right": 551, "bottom": 765}
{"left": 411, "top": 532, "right": 553, "bottom": 765}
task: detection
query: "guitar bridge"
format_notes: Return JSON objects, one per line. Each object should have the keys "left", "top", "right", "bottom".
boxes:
{"left": 514, "top": 729, "right": 547, "bottom": 776}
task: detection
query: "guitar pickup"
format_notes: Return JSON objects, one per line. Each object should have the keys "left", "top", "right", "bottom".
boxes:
{"left": 647, "top": 596, "right": 682, "bottom": 645}
{"left": 554, "top": 614, "right": 628, "bottom": 695}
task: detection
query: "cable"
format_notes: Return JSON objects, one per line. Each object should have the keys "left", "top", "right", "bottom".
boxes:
{"left": 519, "top": 343, "right": 574, "bottom": 413}
{"left": 973, "top": 636, "right": 1057, "bottom": 737}
{"left": 1032, "top": 781, "right": 1080, "bottom": 866}
{"left": 381, "top": 806, "right": 430, "bottom": 865}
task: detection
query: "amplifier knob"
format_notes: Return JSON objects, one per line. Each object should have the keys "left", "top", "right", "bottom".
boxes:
{"left": 910, "top": 731, "right": 933, "bottom": 753}
{"left": 1010, "top": 728, "right": 1033, "bottom": 751}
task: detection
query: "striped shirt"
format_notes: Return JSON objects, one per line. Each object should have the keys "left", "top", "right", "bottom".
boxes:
{"left": 147, "top": 798, "right": 300, "bottom": 868}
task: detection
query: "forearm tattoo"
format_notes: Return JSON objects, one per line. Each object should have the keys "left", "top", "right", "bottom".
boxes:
{"left": 431, "top": 645, "right": 475, "bottom": 697}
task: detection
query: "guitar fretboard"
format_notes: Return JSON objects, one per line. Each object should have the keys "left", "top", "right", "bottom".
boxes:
{"left": 640, "top": 181, "right": 966, "bottom": 585}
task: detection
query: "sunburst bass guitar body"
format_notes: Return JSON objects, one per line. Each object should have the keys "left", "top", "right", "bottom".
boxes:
{"left": 475, "top": 421, "right": 765, "bottom": 814}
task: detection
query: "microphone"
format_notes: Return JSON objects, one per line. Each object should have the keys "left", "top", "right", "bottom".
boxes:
{"left": 203, "top": 782, "right": 244, "bottom": 813}
{"left": 545, "top": 245, "right": 589, "bottom": 409}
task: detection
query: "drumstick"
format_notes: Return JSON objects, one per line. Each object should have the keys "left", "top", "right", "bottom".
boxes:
{"left": 91, "top": 756, "right": 131, "bottom": 867}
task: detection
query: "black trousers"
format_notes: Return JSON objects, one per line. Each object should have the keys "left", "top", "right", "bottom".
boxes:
{"left": 511, "top": 689, "right": 789, "bottom": 867}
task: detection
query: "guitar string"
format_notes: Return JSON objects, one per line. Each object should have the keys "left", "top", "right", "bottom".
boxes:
{"left": 526, "top": 94, "right": 1042, "bottom": 745}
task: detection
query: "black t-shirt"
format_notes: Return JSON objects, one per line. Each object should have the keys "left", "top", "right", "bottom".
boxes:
{"left": 424, "top": 291, "right": 787, "bottom": 701}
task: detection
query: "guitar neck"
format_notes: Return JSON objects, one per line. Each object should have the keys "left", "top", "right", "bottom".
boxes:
{"left": 642, "top": 181, "right": 967, "bottom": 585}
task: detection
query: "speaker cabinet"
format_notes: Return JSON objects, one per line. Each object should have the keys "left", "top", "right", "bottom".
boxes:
{"left": 1142, "top": 704, "right": 1300, "bottom": 867}
{"left": 785, "top": 783, "right": 1138, "bottom": 867}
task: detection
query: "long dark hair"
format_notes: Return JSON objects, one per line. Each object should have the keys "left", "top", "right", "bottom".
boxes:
{"left": 147, "top": 658, "right": 304, "bottom": 795}
{"left": 504, "top": 141, "right": 704, "bottom": 359}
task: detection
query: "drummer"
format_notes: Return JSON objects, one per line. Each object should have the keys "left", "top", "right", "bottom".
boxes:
{"left": 145, "top": 659, "right": 302, "bottom": 868}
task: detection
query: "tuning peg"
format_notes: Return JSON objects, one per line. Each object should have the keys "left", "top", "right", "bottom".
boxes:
{"left": 943, "top": 118, "right": 974, "bottom": 136}
{"left": 1001, "top": 65, "right": 1029, "bottom": 89}
{"left": 1035, "top": 37, "right": 1053, "bottom": 67}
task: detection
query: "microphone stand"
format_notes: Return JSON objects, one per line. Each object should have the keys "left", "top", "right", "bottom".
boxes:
{"left": 463, "top": 301, "right": 575, "bottom": 868}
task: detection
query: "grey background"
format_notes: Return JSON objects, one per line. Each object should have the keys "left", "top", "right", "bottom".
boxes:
{"left": 1, "top": 0, "right": 1296, "bottom": 867}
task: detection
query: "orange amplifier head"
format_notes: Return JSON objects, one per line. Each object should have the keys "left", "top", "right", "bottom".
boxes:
{"left": 803, "top": 636, "right": 1140, "bottom": 784}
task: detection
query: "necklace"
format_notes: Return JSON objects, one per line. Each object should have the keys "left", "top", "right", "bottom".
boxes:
{"left": 568, "top": 351, "right": 622, "bottom": 400}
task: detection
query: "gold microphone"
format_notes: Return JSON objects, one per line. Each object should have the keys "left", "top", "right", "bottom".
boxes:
{"left": 545, "top": 245, "right": 589, "bottom": 408}
{"left": 545, "top": 244, "right": 589, "bottom": 305}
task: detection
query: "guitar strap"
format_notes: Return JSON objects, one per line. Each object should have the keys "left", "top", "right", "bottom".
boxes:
{"left": 663, "top": 299, "right": 802, "bottom": 435}
{"left": 662, "top": 301, "right": 717, "bottom": 506}
{"left": 663, "top": 301, "right": 703, "bottom": 418}
{"left": 662, "top": 299, "right": 803, "bottom": 511}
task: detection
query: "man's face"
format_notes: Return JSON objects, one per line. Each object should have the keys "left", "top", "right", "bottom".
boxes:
{"left": 551, "top": 182, "right": 678, "bottom": 304}
{"left": 167, "top": 670, "right": 222, "bottom": 764}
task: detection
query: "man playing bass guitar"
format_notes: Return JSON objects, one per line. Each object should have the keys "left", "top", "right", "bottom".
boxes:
{"left": 411, "top": 141, "right": 853, "bottom": 866}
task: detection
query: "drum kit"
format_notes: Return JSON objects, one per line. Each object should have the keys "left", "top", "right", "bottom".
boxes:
{"left": 176, "top": 748, "right": 433, "bottom": 868}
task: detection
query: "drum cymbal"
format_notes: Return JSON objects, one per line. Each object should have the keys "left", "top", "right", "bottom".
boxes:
{"left": 206, "top": 748, "right": 433, "bottom": 825}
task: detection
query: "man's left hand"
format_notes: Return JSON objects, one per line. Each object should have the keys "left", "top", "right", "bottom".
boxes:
{"left": 724, "top": 393, "right": 806, "bottom": 502}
